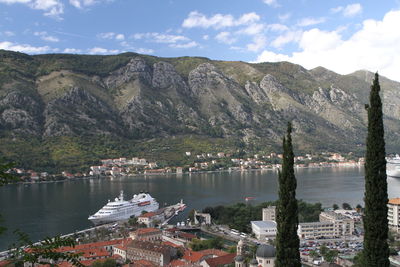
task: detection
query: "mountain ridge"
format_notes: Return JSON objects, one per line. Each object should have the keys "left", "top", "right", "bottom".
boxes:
{"left": 1, "top": 49, "right": 400, "bottom": 172}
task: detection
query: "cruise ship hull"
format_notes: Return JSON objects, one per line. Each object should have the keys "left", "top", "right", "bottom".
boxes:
{"left": 88, "top": 191, "right": 159, "bottom": 225}
{"left": 89, "top": 202, "right": 159, "bottom": 225}
{"left": 387, "top": 157, "right": 400, "bottom": 178}
{"left": 387, "top": 170, "right": 400, "bottom": 178}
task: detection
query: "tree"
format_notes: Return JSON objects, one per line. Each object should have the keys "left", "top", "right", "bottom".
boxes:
{"left": 320, "top": 245, "right": 338, "bottom": 263}
{"left": 275, "top": 122, "right": 301, "bottom": 267}
{"left": 332, "top": 204, "right": 339, "bottom": 210}
{"left": 342, "top": 203, "right": 352, "bottom": 210}
{"left": 363, "top": 73, "right": 390, "bottom": 266}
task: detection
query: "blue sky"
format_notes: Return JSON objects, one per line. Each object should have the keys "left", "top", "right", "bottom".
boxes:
{"left": 1, "top": 0, "right": 400, "bottom": 81}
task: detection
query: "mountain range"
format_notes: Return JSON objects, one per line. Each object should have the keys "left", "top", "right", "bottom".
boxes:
{"left": 1, "top": 49, "right": 400, "bottom": 172}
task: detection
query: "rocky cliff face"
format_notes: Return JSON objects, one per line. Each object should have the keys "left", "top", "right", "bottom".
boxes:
{"left": 1, "top": 50, "right": 400, "bottom": 153}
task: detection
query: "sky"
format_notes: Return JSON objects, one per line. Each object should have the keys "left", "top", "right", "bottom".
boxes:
{"left": 1, "top": 0, "right": 400, "bottom": 81}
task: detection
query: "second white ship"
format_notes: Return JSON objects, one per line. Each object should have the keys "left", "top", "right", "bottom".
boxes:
{"left": 88, "top": 191, "right": 159, "bottom": 225}
{"left": 387, "top": 155, "right": 400, "bottom": 178}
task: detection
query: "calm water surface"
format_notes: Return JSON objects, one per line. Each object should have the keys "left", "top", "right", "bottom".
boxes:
{"left": 1, "top": 167, "right": 400, "bottom": 249}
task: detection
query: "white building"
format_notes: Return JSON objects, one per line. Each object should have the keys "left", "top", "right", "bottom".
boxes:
{"left": 298, "top": 222, "right": 336, "bottom": 239}
{"left": 388, "top": 198, "right": 400, "bottom": 231}
{"left": 251, "top": 221, "right": 277, "bottom": 240}
{"left": 319, "top": 211, "right": 355, "bottom": 236}
{"left": 262, "top": 206, "right": 276, "bottom": 222}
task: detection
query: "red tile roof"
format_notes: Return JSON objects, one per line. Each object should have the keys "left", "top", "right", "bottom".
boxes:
{"left": 139, "top": 212, "right": 157, "bottom": 218}
{"left": 178, "top": 232, "right": 197, "bottom": 240}
{"left": 204, "top": 253, "right": 236, "bottom": 267}
{"left": 182, "top": 250, "right": 204, "bottom": 263}
{"left": 169, "top": 259, "right": 187, "bottom": 266}
{"left": 0, "top": 260, "right": 10, "bottom": 267}
{"left": 389, "top": 198, "right": 400, "bottom": 205}
{"left": 162, "top": 241, "right": 182, "bottom": 248}
{"left": 135, "top": 228, "right": 162, "bottom": 235}
{"left": 198, "top": 249, "right": 229, "bottom": 257}
{"left": 56, "top": 238, "right": 128, "bottom": 252}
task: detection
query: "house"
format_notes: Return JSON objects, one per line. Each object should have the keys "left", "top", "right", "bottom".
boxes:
{"left": 201, "top": 253, "right": 236, "bottom": 267}
{"left": 217, "top": 152, "right": 225, "bottom": 158}
{"left": 113, "top": 239, "right": 132, "bottom": 261}
{"left": 127, "top": 240, "right": 173, "bottom": 266}
{"left": 129, "top": 228, "right": 162, "bottom": 242}
{"left": 251, "top": 221, "right": 277, "bottom": 240}
{"left": 138, "top": 211, "right": 165, "bottom": 227}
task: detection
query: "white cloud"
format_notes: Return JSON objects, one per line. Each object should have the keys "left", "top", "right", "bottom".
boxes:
{"left": 202, "top": 35, "right": 209, "bottom": 40}
{"left": 278, "top": 13, "right": 291, "bottom": 22}
{"left": 266, "top": 23, "right": 288, "bottom": 32}
{"left": 169, "top": 41, "right": 198, "bottom": 49}
{"left": 182, "top": 11, "right": 260, "bottom": 29}
{"left": 63, "top": 48, "right": 82, "bottom": 53}
{"left": 31, "top": 0, "right": 64, "bottom": 18}
{"left": 135, "top": 48, "right": 154, "bottom": 54}
{"left": 115, "top": 34, "right": 124, "bottom": 41}
{"left": 343, "top": 3, "right": 362, "bottom": 17}
{"left": 133, "top": 32, "right": 189, "bottom": 44}
{"left": 255, "top": 10, "right": 400, "bottom": 82}
{"left": 247, "top": 35, "right": 267, "bottom": 52}
{"left": 237, "top": 23, "right": 265, "bottom": 35}
{"left": 330, "top": 6, "right": 343, "bottom": 14}
{"left": 254, "top": 50, "right": 290, "bottom": 62}
{"left": 69, "top": 0, "right": 99, "bottom": 9}
{"left": 271, "top": 30, "right": 302, "bottom": 48}
{"left": 0, "top": 0, "right": 64, "bottom": 18}
{"left": 0, "top": 31, "right": 15, "bottom": 37}
{"left": 297, "top": 17, "right": 326, "bottom": 27}
{"left": 88, "top": 47, "right": 120, "bottom": 54}
{"left": 4, "top": 31, "right": 15, "bottom": 36}
{"left": 34, "top": 31, "right": 59, "bottom": 42}
{"left": 215, "top": 32, "right": 236, "bottom": 44}
{"left": 0, "top": 0, "right": 30, "bottom": 3}
{"left": 0, "top": 41, "right": 51, "bottom": 53}
{"left": 262, "top": 0, "right": 279, "bottom": 8}
{"left": 98, "top": 32, "right": 125, "bottom": 41}
{"left": 331, "top": 3, "right": 362, "bottom": 17}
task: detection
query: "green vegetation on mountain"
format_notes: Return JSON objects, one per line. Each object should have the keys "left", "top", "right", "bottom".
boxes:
{"left": 1, "top": 49, "right": 400, "bottom": 172}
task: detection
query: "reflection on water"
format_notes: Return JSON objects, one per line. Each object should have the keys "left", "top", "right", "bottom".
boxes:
{"left": 1, "top": 166, "right": 399, "bottom": 249}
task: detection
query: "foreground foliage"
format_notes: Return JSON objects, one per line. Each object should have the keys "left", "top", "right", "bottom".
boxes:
{"left": 362, "top": 73, "right": 390, "bottom": 266}
{"left": 275, "top": 122, "right": 301, "bottom": 267}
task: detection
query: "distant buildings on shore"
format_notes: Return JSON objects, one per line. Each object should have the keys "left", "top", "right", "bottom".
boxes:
{"left": 6, "top": 151, "right": 365, "bottom": 183}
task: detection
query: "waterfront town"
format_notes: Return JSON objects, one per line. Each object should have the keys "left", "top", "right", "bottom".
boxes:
{"left": 6, "top": 151, "right": 365, "bottom": 183}
{"left": 2, "top": 196, "right": 400, "bottom": 267}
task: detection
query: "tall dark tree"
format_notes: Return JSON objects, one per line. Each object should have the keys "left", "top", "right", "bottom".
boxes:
{"left": 275, "top": 122, "right": 301, "bottom": 267}
{"left": 363, "top": 73, "right": 390, "bottom": 266}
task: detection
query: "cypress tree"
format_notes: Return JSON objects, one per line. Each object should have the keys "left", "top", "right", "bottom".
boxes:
{"left": 275, "top": 122, "right": 301, "bottom": 267}
{"left": 363, "top": 73, "right": 389, "bottom": 266}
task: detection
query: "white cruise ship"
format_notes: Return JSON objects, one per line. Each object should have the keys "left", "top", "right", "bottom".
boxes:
{"left": 88, "top": 191, "right": 159, "bottom": 225}
{"left": 387, "top": 155, "right": 400, "bottom": 178}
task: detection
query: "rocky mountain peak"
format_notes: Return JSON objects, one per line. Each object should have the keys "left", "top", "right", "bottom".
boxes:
{"left": 104, "top": 57, "right": 152, "bottom": 88}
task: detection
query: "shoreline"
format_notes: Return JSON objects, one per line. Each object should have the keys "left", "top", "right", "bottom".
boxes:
{"left": 3, "top": 164, "right": 365, "bottom": 186}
